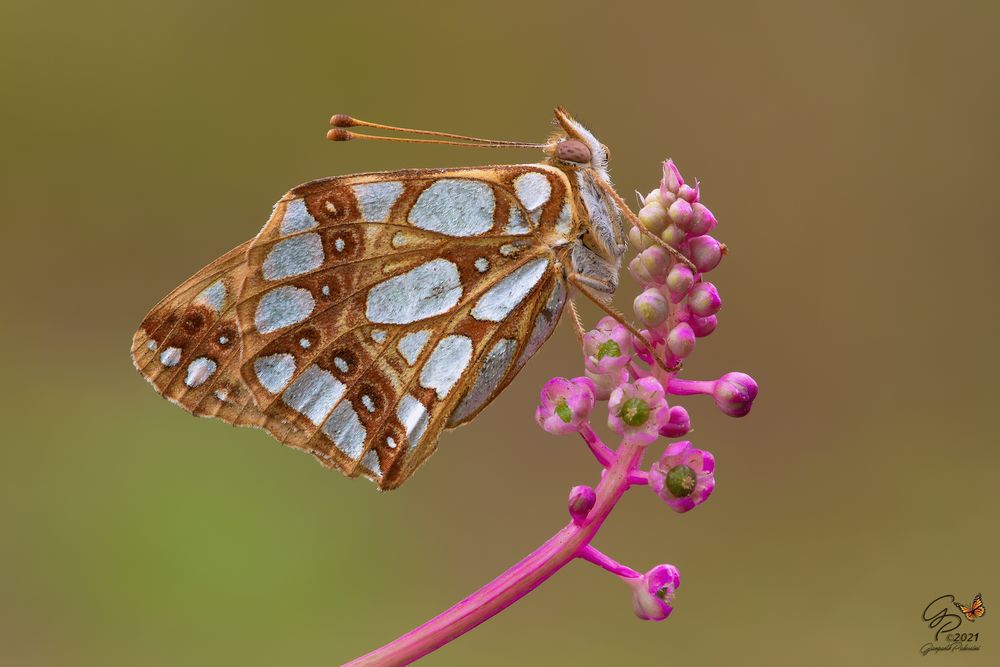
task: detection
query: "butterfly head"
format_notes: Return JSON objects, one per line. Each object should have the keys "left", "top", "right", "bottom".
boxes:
{"left": 547, "top": 107, "right": 611, "bottom": 177}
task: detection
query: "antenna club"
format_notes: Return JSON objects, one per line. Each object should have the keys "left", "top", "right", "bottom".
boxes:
{"left": 330, "top": 114, "right": 357, "bottom": 128}
{"left": 326, "top": 128, "right": 353, "bottom": 141}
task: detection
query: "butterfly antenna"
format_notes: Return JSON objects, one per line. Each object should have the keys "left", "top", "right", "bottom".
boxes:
{"left": 328, "top": 114, "right": 544, "bottom": 149}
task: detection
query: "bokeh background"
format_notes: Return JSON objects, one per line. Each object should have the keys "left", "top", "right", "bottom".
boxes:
{"left": 1, "top": 1, "right": 997, "bottom": 664}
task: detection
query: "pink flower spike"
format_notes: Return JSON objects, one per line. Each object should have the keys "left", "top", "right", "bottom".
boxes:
{"left": 535, "top": 376, "right": 596, "bottom": 435}
{"left": 583, "top": 316, "right": 633, "bottom": 373}
{"left": 661, "top": 159, "right": 684, "bottom": 195}
{"left": 649, "top": 441, "right": 716, "bottom": 513}
{"left": 630, "top": 564, "right": 681, "bottom": 621}
{"left": 712, "top": 372, "right": 759, "bottom": 417}
{"left": 608, "top": 377, "right": 671, "bottom": 445}
{"left": 659, "top": 405, "right": 691, "bottom": 438}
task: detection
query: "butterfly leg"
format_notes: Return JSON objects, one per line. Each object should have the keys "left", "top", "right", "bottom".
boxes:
{"left": 596, "top": 179, "right": 696, "bottom": 271}
{"left": 567, "top": 273, "right": 671, "bottom": 372}
{"left": 568, "top": 300, "right": 586, "bottom": 347}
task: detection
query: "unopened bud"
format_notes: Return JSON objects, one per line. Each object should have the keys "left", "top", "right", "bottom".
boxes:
{"left": 688, "top": 282, "right": 722, "bottom": 317}
{"left": 629, "top": 225, "right": 654, "bottom": 251}
{"left": 688, "top": 203, "right": 717, "bottom": 236}
{"left": 634, "top": 288, "right": 669, "bottom": 328}
{"left": 689, "top": 235, "right": 723, "bottom": 272}
{"left": 665, "top": 264, "right": 695, "bottom": 300}
{"left": 568, "top": 485, "right": 597, "bottom": 524}
{"left": 666, "top": 322, "right": 696, "bottom": 358}
{"left": 712, "top": 372, "right": 758, "bottom": 417}
{"left": 659, "top": 406, "right": 691, "bottom": 437}
{"left": 689, "top": 314, "right": 718, "bottom": 337}
{"left": 638, "top": 202, "right": 670, "bottom": 235}
{"left": 668, "top": 198, "right": 693, "bottom": 230}
{"left": 660, "top": 224, "right": 686, "bottom": 247}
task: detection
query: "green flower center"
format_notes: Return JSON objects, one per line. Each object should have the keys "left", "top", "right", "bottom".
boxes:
{"left": 655, "top": 585, "right": 675, "bottom": 602}
{"left": 618, "top": 398, "right": 650, "bottom": 426}
{"left": 596, "top": 339, "right": 621, "bottom": 360}
{"left": 554, "top": 397, "right": 573, "bottom": 423}
{"left": 666, "top": 465, "right": 697, "bottom": 497}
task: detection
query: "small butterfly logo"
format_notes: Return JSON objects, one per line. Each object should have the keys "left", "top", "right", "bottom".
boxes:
{"left": 954, "top": 593, "right": 986, "bottom": 622}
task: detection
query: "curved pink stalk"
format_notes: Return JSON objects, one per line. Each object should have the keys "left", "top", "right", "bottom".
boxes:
{"left": 343, "top": 441, "right": 646, "bottom": 667}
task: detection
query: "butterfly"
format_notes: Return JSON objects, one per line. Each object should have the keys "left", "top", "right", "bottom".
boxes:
{"left": 954, "top": 593, "right": 985, "bottom": 621}
{"left": 131, "top": 107, "right": 687, "bottom": 489}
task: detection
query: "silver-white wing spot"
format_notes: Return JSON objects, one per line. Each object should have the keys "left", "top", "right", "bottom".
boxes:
{"left": 323, "top": 401, "right": 367, "bottom": 459}
{"left": 474, "top": 257, "right": 489, "bottom": 273}
{"left": 255, "top": 286, "right": 316, "bottom": 334}
{"left": 409, "top": 179, "right": 495, "bottom": 236}
{"left": 262, "top": 233, "right": 324, "bottom": 281}
{"left": 366, "top": 259, "right": 462, "bottom": 325}
{"left": 184, "top": 357, "right": 217, "bottom": 388}
{"left": 398, "top": 330, "right": 432, "bottom": 365}
{"left": 353, "top": 181, "right": 403, "bottom": 222}
{"left": 471, "top": 258, "right": 548, "bottom": 322}
{"left": 448, "top": 338, "right": 518, "bottom": 425}
{"left": 254, "top": 353, "right": 296, "bottom": 394}
{"left": 514, "top": 172, "right": 551, "bottom": 211}
{"left": 555, "top": 201, "right": 574, "bottom": 237}
{"left": 397, "top": 394, "right": 429, "bottom": 448}
{"left": 419, "top": 335, "right": 473, "bottom": 399}
{"left": 279, "top": 198, "right": 318, "bottom": 234}
{"left": 505, "top": 207, "right": 530, "bottom": 235}
{"left": 193, "top": 280, "right": 227, "bottom": 312}
{"left": 160, "top": 346, "right": 182, "bottom": 367}
{"left": 281, "top": 364, "right": 345, "bottom": 425}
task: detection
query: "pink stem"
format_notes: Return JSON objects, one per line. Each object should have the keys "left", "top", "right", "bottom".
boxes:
{"left": 577, "top": 544, "right": 642, "bottom": 579}
{"left": 342, "top": 442, "right": 646, "bottom": 667}
{"left": 579, "top": 424, "right": 616, "bottom": 467}
{"left": 666, "top": 378, "right": 715, "bottom": 396}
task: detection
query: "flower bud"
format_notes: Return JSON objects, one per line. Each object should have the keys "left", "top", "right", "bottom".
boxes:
{"left": 665, "top": 263, "right": 695, "bottom": 300}
{"left": 659, "top": 405, "right": 691, "bottom": 437}
{"left": 634, "top": 288, "right": 669, "bottom": 328}
{"left": 688, "top": 203, "right": 717, "bottom": 236}
{"left": 666, "top": 322, "right": 696, "bottom": 358}
{"left": 638, "top": 201, "right": 669, "bottom": 235}
{"left": 628, "top": 225, "right": 654, "bottom": 251}
{"left": 689, "top": 235, "right": 723, "bottom": 273}
{"left": 712, "top": 372, "right": 758, "bottom": 417}
{"left": 668, "top": 198, "right": 693, "bottom": 230}
{"left": 643, "top": 188, "right": 661, "bottom": 205}
{"left": 678, "top": 181, "right": 699, "bottom": 203}
{"left": 660, "top": 224, "right": 685, "bottom": 248}
{"left": 661, "top": 159, "right": 684, "bottom": 194}
{"left": 639, "top": 246, "right": 671, "bottom": 284}
{"left": 632, "top": 329, "right": 663, "bottom": 365}
{"left": 687, "top": 282, "right": 722, "bottom": 317}
{"left": 628, "top": 256, "right": 653, "bottom": 285}
{"left": 631, "top": 564, "right": 681, "bottom": 621}
{"left": 568, "top": 485, "right": 596, "bottom": 524}
{"left": 688, "top": 314, "right": 718, "bottom": 338}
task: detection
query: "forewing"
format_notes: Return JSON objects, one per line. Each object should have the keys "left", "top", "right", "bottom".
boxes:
{"left": 235, "top": 165, "right": 574, "bottom": 488}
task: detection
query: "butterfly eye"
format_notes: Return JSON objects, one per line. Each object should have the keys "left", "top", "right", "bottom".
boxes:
{"left": 555, "top": 139, "right": 592, "bottom": 164}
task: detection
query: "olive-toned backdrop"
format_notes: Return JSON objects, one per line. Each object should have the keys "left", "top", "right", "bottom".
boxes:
{"left": 2, "top": 1, "right": 996, "bottom": 665}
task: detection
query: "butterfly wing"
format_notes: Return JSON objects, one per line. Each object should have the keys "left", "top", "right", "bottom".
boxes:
{"left": 130, "top": 241, "right": 301, "bottom": 441}
{"left": 971, "top": 593, "right": 985, "bottom": 617}
{"left": 224, "top": 165, "right": 575, "bottom": 488}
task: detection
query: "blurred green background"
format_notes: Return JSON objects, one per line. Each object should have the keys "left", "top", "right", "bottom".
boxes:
{"left": 1, "top": 0, "right": 997, "bottom": 664}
